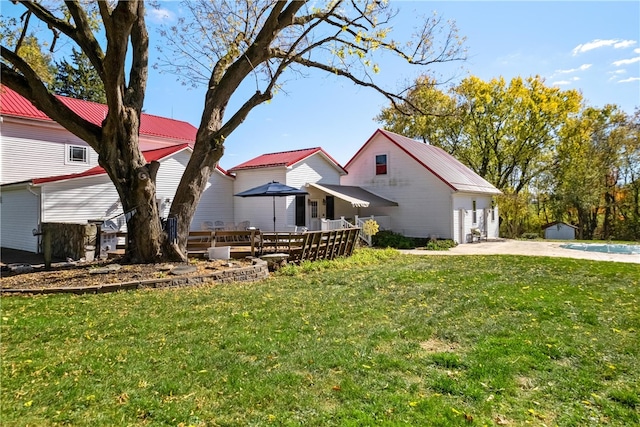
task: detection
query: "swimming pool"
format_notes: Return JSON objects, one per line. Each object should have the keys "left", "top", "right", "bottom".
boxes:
{"left": 560, "top": 243, "right": 640, "bottom": 255}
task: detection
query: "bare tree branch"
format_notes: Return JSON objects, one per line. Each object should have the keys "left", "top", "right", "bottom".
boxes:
{"left": 1, "top": 46, "right": 102, "bottom": 147}
{"left": 18, "top": 0, "right": 106, "bottom": 78}
{"left": 125, "top": 0, "right": 149, "bottom": 111}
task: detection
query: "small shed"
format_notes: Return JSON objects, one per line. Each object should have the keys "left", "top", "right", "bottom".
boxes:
{"left": 543, "top": 221, "right": 578, "bottom": 240}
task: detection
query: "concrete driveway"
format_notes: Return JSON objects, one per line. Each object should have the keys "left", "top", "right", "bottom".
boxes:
{"left": 400, "top": 239, "right": 640, "bottom": 264}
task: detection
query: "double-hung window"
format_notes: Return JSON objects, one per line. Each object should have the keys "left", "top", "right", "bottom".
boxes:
{"left": 375, "top": 154, "right": 387, "bottom": 175}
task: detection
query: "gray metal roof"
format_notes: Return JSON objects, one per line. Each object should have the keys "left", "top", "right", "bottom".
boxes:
{"left": 378, "top": 130, "right": 502, "bottom": 195}
{"left": 307, "top": 183, "right": 398, "bottom": 208}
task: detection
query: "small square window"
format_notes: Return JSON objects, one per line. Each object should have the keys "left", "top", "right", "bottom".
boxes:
{"left": 67, "top": 145, "right": 88, "bottom": 164}
{"left": 375, "top": 154, "right": 387, "bottom": 175}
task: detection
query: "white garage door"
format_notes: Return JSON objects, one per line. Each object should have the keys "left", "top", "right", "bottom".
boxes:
{"left": 0, "top": 187, "right": 40, "bottom": 252}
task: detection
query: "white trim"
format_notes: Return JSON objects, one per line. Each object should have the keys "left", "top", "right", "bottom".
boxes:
{"left": 65, "top": 144, "right": 89, "bottom": 165}
{"left": 374, "top": 152, "right": 389, "bottom": 176}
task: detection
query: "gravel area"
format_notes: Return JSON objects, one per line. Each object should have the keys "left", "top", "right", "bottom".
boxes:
{"left": 400, "top": 239, "right": 640, "bottom": 264}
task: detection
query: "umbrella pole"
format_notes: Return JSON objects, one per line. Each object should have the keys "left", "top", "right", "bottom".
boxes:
{"left": 272, "top": 196, "right": 276, "bottom": 232}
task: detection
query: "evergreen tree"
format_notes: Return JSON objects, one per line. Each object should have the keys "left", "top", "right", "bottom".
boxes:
{"left": 51, "top": 48, "right": 106, "bottom": 103}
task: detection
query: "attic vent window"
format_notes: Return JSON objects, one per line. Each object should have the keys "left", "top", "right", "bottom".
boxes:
{"left": 375, "top": 154, "right": 387, "bottom": 175}
{"left": 67, "top": 145, "right": 88, "bottom": 164}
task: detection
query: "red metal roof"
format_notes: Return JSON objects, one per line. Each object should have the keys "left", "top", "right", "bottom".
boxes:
{"left": 32, "top": 144, "right": 191, "bottom": 184}
{"left": 229, "top": 147, "right": 346, "bottom": 174}
{"left": 345, "top": 129, "right": 502, "bottom": 195}
{"left": 0, "top": 85, "right": 197, "bottom": 142}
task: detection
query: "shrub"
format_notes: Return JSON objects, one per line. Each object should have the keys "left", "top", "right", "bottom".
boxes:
{"left": 372, "top": 230, "right": 415, "bottom": 249}
{"left": 426, "top": 239, "right": 457, "bottom": 250}
{"left": 372, "top": 231, "right": 457, "bottom": 251}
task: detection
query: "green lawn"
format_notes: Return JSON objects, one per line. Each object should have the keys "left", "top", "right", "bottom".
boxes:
{"left": 2, "top": 250, "right": 638, "bottom": 426}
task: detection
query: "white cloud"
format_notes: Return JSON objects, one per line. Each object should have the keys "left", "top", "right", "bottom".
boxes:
{"left": 572, "top": 39, "right": 637, "bottom": 55}
{"left": 614, "top": 40, "right": 637, "bottom": 49}
{"left": 148, "top": 8, "right": 175, "bottom": 23}
{"left": 635, "top": 48, "right": 640, "bottom": 54}
{"left": 555, "top": 64, "right": 592, "bottom": 74}
{"left": 618, "top": 77, "right": 640, "bottom": 83}
{"left": 612, "top": 56, "right": 640, "bottom": 66}
{"left": 552, "top": 80, "right": 572, "bottom": 86}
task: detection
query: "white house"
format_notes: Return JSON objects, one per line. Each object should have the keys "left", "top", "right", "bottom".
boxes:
{"left": 228, "top": 147, "right": 348, "bottom": 231}
{"left": 339, "top": 129, "right": 501, "bottom": 243}
{"left": 543, "top": 221, "right": 578, "bottom": 240}
{"left": 1, "top": 85, "right": 198, "bottom": 184}
{"left": 2, "top": 86, "right": 502, "bottom": 254}
{"left": 1, "top": 145, "right": 235, "bottom": 252}
{"left": 1, "top": 86, "right": 234, "bottom": 252}
{"left": 227, "top": 129, "right": 501, "bottom": 243}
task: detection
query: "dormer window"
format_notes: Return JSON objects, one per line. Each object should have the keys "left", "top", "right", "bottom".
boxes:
{"left": 66, "top": 144, "right": 88, "bottom": 164}
{"left": 375, "top": 154, "right": 387, "bottom": 175}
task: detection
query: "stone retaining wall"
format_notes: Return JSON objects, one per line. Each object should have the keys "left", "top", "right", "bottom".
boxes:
{"left": 2, "top": 258, "right": 269, "bottom": 296}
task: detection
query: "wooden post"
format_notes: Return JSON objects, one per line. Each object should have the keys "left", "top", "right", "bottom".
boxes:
{"left": 43, "top": 225, "right": 52, "bottom": 270}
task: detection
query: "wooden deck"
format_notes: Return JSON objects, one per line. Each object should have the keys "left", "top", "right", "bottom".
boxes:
{"left": 187, "top": 228, "right": 360, "bottom": 263}
{"left": 110, "top": 228, "right": 361, "bottom": 263}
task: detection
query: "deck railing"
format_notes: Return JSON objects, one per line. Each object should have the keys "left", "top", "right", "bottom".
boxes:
{"left": 182, "top": 228, "right": 361, "bottom": 264}
{"left": 321, "top": 215, "right": 390, "bottom": 246}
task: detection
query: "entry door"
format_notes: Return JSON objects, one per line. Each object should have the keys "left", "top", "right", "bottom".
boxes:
{"left": 458, "top": 209, "right": 465, "bottom": 244}
{"left": 309, "top": 199, "right": 320, "bottom": 230}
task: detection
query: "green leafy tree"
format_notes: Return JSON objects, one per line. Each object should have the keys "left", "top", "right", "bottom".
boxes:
{"left": 616, "top": 109, "right": 640, "bottom": 239}
{"left": 2, "top": 0, "right": 466, "bottom": 263}
{"left": 552, "top": 106, "right": 638, "bottom": 240}
{"left": 0, "top": 18, "right": 55, "bottom": 86}
{"left": 51, "top": 47, "right": 106, "bottom": 103}
{"left": 378, "top": 75, "right": 583, "bottom": 194}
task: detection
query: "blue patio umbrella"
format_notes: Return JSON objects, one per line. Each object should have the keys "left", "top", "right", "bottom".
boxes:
{"left": 234, "top": 181, "right": 308, "bottom": 231}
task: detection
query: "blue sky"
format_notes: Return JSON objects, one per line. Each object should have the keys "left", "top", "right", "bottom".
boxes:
{"left": 4, "top": 1, "right": 639, "bottom": 169}
{"left": 142, "top": 1, "right": 639, "bottom": 169}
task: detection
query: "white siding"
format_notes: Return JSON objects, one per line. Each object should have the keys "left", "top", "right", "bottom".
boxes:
{"left": 1, "top": 116, "right": 194, "bottom": 184}
{"left": 42, "top": 177, "right": 122, "bottom": 223}
{"left": 452, "top": 194, "right": 499, "bottom": 243}
{"left": 287, "top": 153, "right": 343, "bottom": 227}
{"left": 233, "top": 168, "right": 287, "bottom": 231}
{"left": 1, "top": 119, "right": 97, "bottom": 184}
{"left": 342, "top": 133, "right": 453, "bottom": 238}
{"left": 40, "top": 151, "right": 228, "bottom": 227}
{"left": 0, "top": 185, "right": 41, "bottom": 252}
{"left": 191, "top": 169, "right": 235, "bottom": 230}
{"left": 287, "top": 155, "right": 342, "bottom": 188}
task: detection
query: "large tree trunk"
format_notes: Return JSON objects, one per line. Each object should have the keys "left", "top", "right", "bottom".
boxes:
{"left": 100, "top": 104, "right": 166, "bottom": 263}
{"left": 166, "top": 126, "right": 225, "bottom": 260}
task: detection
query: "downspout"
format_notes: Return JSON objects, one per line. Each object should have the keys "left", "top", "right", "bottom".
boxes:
{"left": 27, "top": 182, "right": 44, "bottom": 255}
{"left": 26, "top": 182, "right": 38, "bottom": 196}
